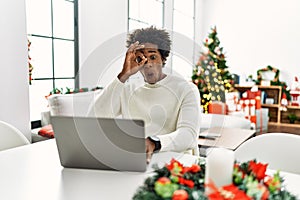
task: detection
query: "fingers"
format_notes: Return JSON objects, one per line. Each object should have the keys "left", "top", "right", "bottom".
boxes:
{"left": 135, "top": 52, "right": 147, "bottom": 65}
{"left": 146, "top": 151, "right": 152, "bottom": 164}
{"left": 127, "top": 41, "right": 144, "bottom": 54}
{"left": 120, "top": 41, "right": 146, "bottom": 82}
{"left": 146, "top": 138, "right": 154, "bottom": 164}
{"left": 126, "top": 41, "right": 145, "bottom": 66}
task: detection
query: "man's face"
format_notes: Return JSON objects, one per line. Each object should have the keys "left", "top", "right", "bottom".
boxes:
{"left": 138, "top": 43, "right": 165, "bottom": 84}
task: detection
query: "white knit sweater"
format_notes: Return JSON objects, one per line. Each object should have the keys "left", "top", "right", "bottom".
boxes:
{"left": 88, "top": 74, "right": 201, "bottom": 154}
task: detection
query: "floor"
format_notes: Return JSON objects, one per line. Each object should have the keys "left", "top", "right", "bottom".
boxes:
{"left": 264, "top": 123, "right": 300, "bottom": 136}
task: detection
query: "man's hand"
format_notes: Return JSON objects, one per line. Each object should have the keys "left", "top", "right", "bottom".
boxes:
{"left": 146, "top": 138, "right": 155, "bottom": 164}
{"left": 118, "top": 41, "right": 147, "bottom": 83}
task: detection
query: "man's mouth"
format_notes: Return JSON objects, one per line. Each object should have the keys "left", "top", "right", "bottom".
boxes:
{"left": 146, "top": 73, "right": 155, "bottom": 79}
{"left": 147, "top": 73, "right": 154, "bottom": 76}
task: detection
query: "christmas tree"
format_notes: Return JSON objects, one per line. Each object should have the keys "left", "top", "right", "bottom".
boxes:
{"left": 192, "top": 26, "right": 235, "bottom": 113}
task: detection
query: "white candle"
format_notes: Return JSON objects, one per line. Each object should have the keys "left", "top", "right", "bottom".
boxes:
{"left": 205, "top": 148, "right": 234, "bottom": 192}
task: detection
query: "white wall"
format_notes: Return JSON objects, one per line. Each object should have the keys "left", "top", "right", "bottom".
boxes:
{"left": 201, "top": 0, "right": 300, "bottom": 86}
{"left": 79, "top": 0, "right": 204, "bottom": 84}
{"left": 194, "top": 0, "right": 205, "bottom": 63}
{"left": 79, "top": 0, "right": 127, "bottom": 88}
{"left": 0, "top": 0, "right": 31, "bottom": 141}
{"left": 79, "top": 0, "right": 300, "bottom": 88}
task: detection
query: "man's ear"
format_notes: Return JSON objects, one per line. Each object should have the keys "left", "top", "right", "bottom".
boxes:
{"left": 162, "top": 58, "right": 167, "bottom": 67}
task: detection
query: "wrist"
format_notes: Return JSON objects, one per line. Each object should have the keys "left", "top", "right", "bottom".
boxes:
{"left": 117, "top": 72, "right": 129, "bottom": 83}
{"left": 147, "top": 136, "right": 161, "bottom": 153}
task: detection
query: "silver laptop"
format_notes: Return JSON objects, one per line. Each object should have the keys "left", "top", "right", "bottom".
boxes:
{"left": 51, "top": 116, "right": 147, "bottom": 172}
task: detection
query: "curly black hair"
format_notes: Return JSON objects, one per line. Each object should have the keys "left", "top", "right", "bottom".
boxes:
{"left": 126, "top": 26, "right": 171, "bottom": 65}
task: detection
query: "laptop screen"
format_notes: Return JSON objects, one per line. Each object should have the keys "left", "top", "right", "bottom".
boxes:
{"left": 51, "top": 116, "right": 147, "bottom": 172}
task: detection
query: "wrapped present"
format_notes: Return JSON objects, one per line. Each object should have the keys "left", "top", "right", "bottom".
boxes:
{"left": 208, "top": 101, "right": 227, "bottom": 114}
{"left": 247, "top": 90, "right": 261, "bottom": 99}
{"left": 225, "top": 92, "right": 239, "bottom": 112}
{"left": 255, "top": 108, "right": 269, "bottom": 134}
{"left": 246, "top": 89, "right": 261, "bottom": 109}
{"left": 38, "top": 124, "right": 54, "bottom": 138}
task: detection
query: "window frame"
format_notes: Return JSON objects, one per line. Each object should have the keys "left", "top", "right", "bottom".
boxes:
{"left": 27, "top": 0, "right": 79, "bottom": 128}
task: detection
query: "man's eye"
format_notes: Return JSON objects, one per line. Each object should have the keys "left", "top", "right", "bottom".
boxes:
{"left": 150, "top": 55, "right": 156, "bottom": 60}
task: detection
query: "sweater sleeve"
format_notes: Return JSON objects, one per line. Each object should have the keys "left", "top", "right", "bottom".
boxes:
{"left": 157, "top": 83, "right": 201, "bottom": 154}
{"left": 87, "top": 78, "right": 125, "bottom": 118}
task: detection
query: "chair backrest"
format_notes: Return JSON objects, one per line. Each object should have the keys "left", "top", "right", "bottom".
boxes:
{"left": 0, "top": 121, "right": 30, "bottom": 151}
{"left": 47, "top": 90, "right": 102, "bottom": 117}
{"left": 235, "top": 133, "right": 300, "bottom": 174}
{"left": 200, "top": 113, "right": 251, "bottom": 132}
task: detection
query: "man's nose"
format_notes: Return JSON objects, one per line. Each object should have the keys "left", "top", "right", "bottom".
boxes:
{"left": 144, "top": 56, "right": 154, "bottom": 65}
{"left": 143, "top": 61, "right": 154, "bottom": 69}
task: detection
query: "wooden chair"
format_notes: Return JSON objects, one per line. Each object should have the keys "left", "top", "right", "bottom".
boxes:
{"left": 235, "top": 133, "right": 300, "bottom": 174}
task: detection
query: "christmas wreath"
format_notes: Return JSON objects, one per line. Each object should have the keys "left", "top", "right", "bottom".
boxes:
{"left": 256, "top": 65, "right": 291, "bottom": 101}
{"left": 256, "top": 65, "right": 280, "bottom": 85}
{"left": 133, "top": 159, "right": 297, "bottom": 200}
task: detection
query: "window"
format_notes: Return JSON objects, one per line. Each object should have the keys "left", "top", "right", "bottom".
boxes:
{"left": 26, "top": 0, "right": 78, "bottom": 123}
{"left": 128, "top": 0, "right": 164, "bottom": 31}
{"left": 172, "top": 0, "right": 195, "bottom": 80}
{"left": 127, "top": 0, "right": 195, "bottom": 80}
{"left": 127, "top": 0, "right": 164, "bottom": 81}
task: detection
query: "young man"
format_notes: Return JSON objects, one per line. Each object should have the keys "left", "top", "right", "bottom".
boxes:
{"left": 89, "top": 26, "right": 201, "bottom": 162}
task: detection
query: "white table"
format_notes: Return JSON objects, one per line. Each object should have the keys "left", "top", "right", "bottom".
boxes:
{"left": 198, "top": 127, "right": 256, "bottom": 150}
{"left": 0, "top": 140, "right": 198, "bottom": 200}
{"left": 268, "top": 170, "right": 300, "bottom": 197}
{"left": 0, "top": 140, "right": 298, "bottom": 200}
